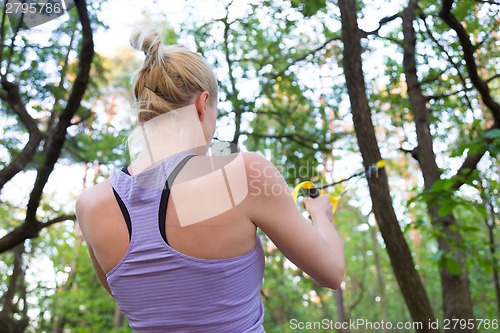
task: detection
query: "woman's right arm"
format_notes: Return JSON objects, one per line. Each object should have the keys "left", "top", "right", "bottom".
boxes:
{"left": 243, "top": 153, "right": 345, "bottom": 289}
{"left": 76, "top": 188, "right": 113, "bottom": 295}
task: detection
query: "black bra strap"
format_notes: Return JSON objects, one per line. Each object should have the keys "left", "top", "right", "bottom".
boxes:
{"left": 121, "top": 166, "right": 131, "bottom": 176}
{"left": 112, "top": 188, "right": 132, "bottom": 240}
{"left": 158, "top": 154, "right": 197, "bottom": 245}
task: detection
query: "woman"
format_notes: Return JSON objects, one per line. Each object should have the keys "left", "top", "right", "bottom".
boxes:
{"left": 76, "top": 28, "right": 344, "bottom": 333}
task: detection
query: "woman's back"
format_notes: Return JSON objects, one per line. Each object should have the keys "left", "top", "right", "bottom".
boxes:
{"left": 78, "top": 152, "right": 265, "bottom": 332}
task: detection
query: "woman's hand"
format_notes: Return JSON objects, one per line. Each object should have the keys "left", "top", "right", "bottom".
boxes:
{"left": 302, "top": 194, "right": 334, "bottom": 222}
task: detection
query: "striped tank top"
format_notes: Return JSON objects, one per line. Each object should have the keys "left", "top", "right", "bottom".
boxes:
{"left": 107, "top": 151, "right": 266, "bottom": 332}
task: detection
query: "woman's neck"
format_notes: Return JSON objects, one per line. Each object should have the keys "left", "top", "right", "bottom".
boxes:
{"left": 128, "top": 104, "right": 209, "bottom": 175}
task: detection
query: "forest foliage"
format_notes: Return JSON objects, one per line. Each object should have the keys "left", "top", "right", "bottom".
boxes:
{"left": 0, "top": 0, "right": 499, "bottom": 332}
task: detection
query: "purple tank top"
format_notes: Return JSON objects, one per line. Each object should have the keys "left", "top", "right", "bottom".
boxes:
{"left": 107, "top": 151, "right": 265, "bottom": 332}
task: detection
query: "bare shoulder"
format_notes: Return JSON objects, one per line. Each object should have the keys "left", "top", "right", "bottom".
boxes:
{"left": 75, "top": 180, "right": 113, "bottom": 227}
{"left": 241, "top": 151, "right": 271, "bottom": 167}
{"left": 241, "top": 152, "right": 287, "bottom": 196}
{"left": 241, "top": 152, "right": 279, "bottom": 179}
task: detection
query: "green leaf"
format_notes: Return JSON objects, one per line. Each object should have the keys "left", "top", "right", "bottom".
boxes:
{"left": 431, "top": 178, "right": 455, "bottom": 191}
{"left": 483, "top": 128, "right": 500, "bottom": 140}
{"left": 445, "top": 257, "right": 461, "bottom": 276}
{"left": 289, "top": 0, "right": 326, "bottom": 17}
{"left": 437, "top": 202, "right": 454, "bottom": 217}
{"left": 432, "top": 250, "right": 443, "bottom": 263}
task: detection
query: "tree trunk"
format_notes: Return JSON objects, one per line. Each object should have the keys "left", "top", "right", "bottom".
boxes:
{"left": 486, "top": 217, "right": 500, "bottom": 317}
{"left": 338, "top": 0, "right": 438, "bottom": 331}
{"left": 480, "top": 182, "right": 500, "bottom": 316}
{"left": 398, "top": 129, "right": 422, "bottom": 257}
{"left": 0, "top": 245, "right": 29, "bottom": 333}
{"left": 113, "top": 306, "right": 125, "bottom": 328}
{"left": 334, "top": 287, "right": 349, "bottom": 333}
{"left": 370, "top": 224, "right": 389, "bottom": 332}
{"left": 401, "top": 2, "right": 475, "bottom": 329}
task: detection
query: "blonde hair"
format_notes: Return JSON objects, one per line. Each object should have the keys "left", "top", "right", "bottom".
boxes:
{"left": 130, "top": 28, "right": 218, "bottom": 124}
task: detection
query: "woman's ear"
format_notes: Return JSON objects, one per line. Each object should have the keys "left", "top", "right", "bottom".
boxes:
{"left": 195, "top": 91, "right": 210, "bottom": 121}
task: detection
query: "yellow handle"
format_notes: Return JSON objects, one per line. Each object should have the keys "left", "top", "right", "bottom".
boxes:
{"left": 291, "top": 181, "right": 316, "bottom": 204}
{"left": 291, "top": 181, "right": 341, "bottom": 214}
{"left": 290, "top": 159, "right": 384, "bottom": 215}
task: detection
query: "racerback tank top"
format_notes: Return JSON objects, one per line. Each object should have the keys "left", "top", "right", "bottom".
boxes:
{"left": 107, "top": 151, "right": 265, "bottom": 332}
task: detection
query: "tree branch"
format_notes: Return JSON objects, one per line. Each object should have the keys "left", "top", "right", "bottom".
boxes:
{"left": 475, "top": 0, "right": 500, "bottom": 5}
{"left": 439, "top": 0, "right": 500, "bottom": 123}
{"left": 221, "top": 2, "right": 245, "bottom": 146}
{"left": 426, "top": 87, "right": 471, "bottom": 101}
{"left": 486, "top": 73, "right": 500, "bottom": 84}
{"left": 1, "top": 245, "right": 24, "bottom": 313}
{"left": 0, "top": 134, "right": 44, "bottom": 192}
{"left": 24, "top": 0, "right": 94, "bottom": 226}
{"left": 0, "top": 0, "right": 8, "bottom": 66}
{"left": 420, "top": 14, "right": 474, "bottom": 110}
{"left": 242, "top": 131, "right": 332, "bottom": 152}
{"left": 359, "top": 13, "right": 401, "bottom": 38}
{"left": 0, "top": 80, "right": 41, "bottom": 136}
{"left": 272, "top": 35, "right": 341, "bottom": 79}
{"left": 452, "top": 120, "right": 500, "bottom": 190}
{"left": 420, "top": 68, "right": 447, "bottom": 85}
{"left": 357, "top": 13, "right": 405, "bottom": 47}
{"left": 0, "top": 79, "right": 44, "bottom": 192}
{"left": 0, "top": 4, "right": 48, "bottom": 193}
{"left": 41, "top": 214, "right": 76, "bottom": 228}
{"left": 0, "top": 0, "right": 94, "bottom": 254}
{"left": 399, "top": 146, "right": 420, "bottom": 162}
{"left": 4, "top": 8, "right": 25, "bottom": 78}
{"left": 0, "top": 215, "right": 76, "bottom": 254}
{"left": 45, "top": 27, "right": 77, "bottom": 135}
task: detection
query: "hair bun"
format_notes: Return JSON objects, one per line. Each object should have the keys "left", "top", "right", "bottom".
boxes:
{"left": 130, "top": 28, "right": 163, "bottom": 58}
